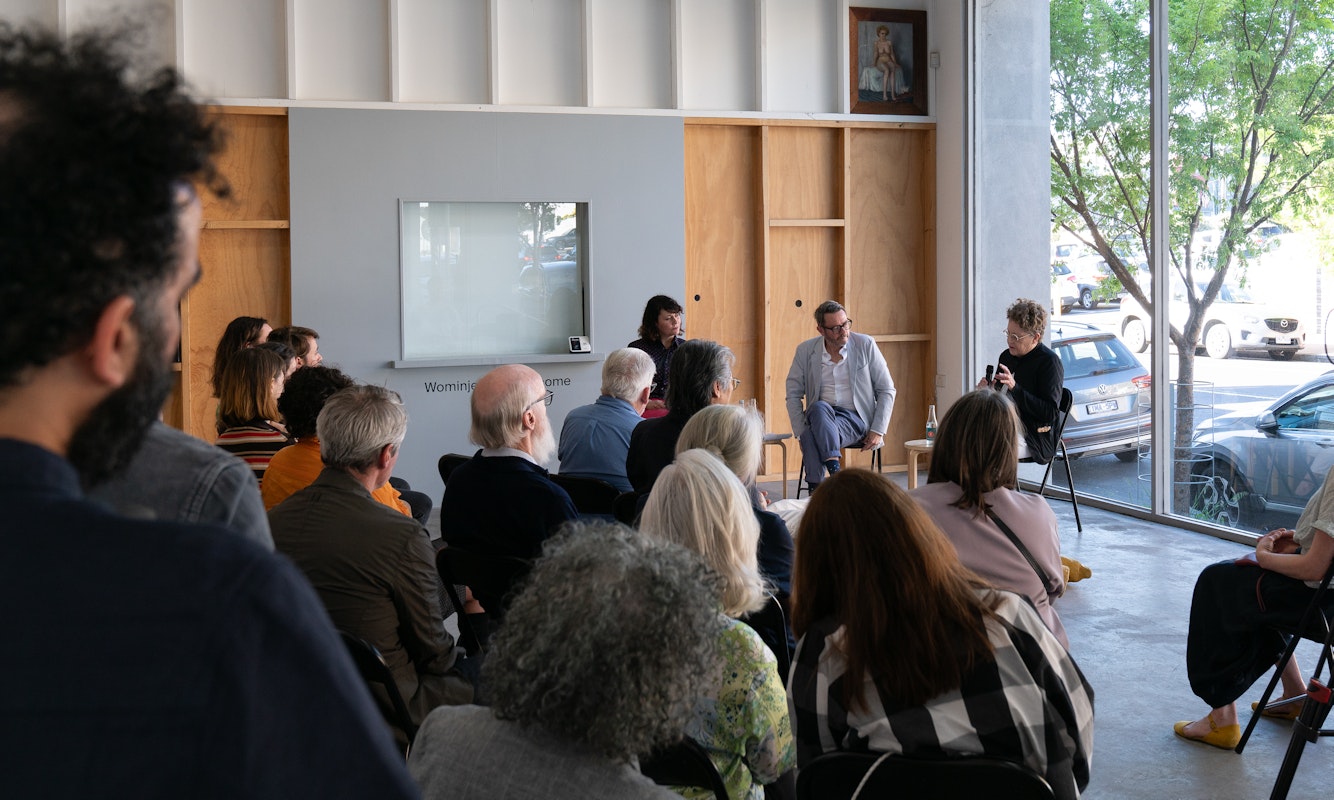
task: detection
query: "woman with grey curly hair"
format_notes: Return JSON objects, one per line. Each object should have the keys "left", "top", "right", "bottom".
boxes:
{"left": 409, "top": 521, "right": 723, "bottom": 800}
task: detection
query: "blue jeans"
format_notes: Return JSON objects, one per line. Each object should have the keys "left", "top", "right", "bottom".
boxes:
{"left": 799, "top": 401, "right": 866, "bottom": 485}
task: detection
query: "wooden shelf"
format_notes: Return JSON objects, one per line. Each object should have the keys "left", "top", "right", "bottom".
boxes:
{"left": 769, "top": 219, "right": 845, "bottom": 227}
{"left": 203, "top": 220, "right": 291, "bottom": 230}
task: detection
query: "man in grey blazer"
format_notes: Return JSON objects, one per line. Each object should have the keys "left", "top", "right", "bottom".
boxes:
{"left": 785, "top": 301, "right": 897, "bottom": 491}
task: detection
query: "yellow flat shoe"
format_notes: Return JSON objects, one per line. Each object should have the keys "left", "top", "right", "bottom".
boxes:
{"left": 1251, "top": 697, "right": 1304, "bottom": 721}
{"left": 1061, "top": 556, "right": 1092, "bottom": 582}
{"left": 1174, "top": 717, "right": 1241, "bottom": 750}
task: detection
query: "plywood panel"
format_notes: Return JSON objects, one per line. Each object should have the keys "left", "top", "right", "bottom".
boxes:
{"left": 848, "top": 128, "right": 930, "bottom": 335}
{"left": 875, "top": 340, "right": 933, "bottom": 469}
{"left": 767, "top": 127, "right": 841, "bottom": 220}
{"left": 185, "top": 228, "right": 291, "bottom": 439}
{"left": 685, "top": 125, "right": 761, "bottom": 403}
{"left": 766, "top": 227, "right": 840, "bottom": 434}
{"left": 202, "top": 111, "right": 290, "bottom": 222}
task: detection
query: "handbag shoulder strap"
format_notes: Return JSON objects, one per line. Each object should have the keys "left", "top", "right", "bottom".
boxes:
{"left": 984, "top": 507, "right": 1060, "bottom": 595}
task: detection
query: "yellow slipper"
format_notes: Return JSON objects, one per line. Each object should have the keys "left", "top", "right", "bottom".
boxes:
{"left": 1061, "top": 556, "right": 1092, "bottom": 582}
{"left": 1251, "top": 697, "right": 1304, "bottom": 721}
{"left": 1173, "top": 717, "right": 1241, "bottom": 750}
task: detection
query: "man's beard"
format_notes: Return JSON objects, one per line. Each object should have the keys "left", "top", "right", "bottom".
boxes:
{"left": 532, "top": 414, "right": 558, "bottom": 467}
{"left": 68, "top": 319, "right": 174, "bottom": 489}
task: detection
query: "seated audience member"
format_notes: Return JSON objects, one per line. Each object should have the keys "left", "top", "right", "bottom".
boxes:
{"left": 981, "top": 297, "right": 1062, "bottom": 463}
{"left": 268, "top": 324, "right": 323, "bottom": 368}
{"left": 257, "top": 339, "right": 299, "bottom": 380}
{"left": 211, "top": 315, "right": 271, "bottom": 398}
{"left": 640, "top": 450, "right": 795, "bottom": 800}
{"left": 785, "top": 300, "right": 896, "bottom": 492}
{"left": 0, "top": 23, "right": 414, "bottom": 796}
{"left": 263, "top": 365, "right": 415, "bottom": 518}
{"left": 410, "top": 522, "right": 719, "bottom": 800}
{"left": 788, "top": 470, "right": 1093, "bottom": 800}
{"left": 676, "top": 404, "right": 794, "bottom": 613}
{"left": 626, "top": 339, "right": 736, "bottom": 494}
{"left": 911, "top": 390, "right": 1069, "bottom": 648}
{"left": 557, "top": 347, "right": 655, "bottom": 492}
{"left": 1174, "top": 463, "right": 1334, "bottom": 749}
{"left": 440, "top": 364, "right": 578, "bottom": 614}
{"left": 90, "top": 419, "right": 273, "bottom": 550}
{"left": 269, "top": 385, "right": 472, "bottom": 737}
{"left": 215, "top": 346, "right": 291, "bottom": 485}
{"left": 628, "top": 294, "right": 685, "bottom": 412}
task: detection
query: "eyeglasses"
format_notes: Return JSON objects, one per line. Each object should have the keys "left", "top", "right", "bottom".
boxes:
{"left": 1003, "top": 329, "right": 1035, "bottom": 343}
{"left": 730, "top": 378, "right": 742, "bottom": 390}
{"left": 528, "top": 389, "right": 554, "bottom": 409}
{"left": 821, "top": 320, "right": 853, "bottom": 333}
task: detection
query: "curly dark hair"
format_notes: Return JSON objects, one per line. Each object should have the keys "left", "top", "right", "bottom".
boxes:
{"left": 0, "top": 22, "right": 226, "bottom": 389}
{"left": 485, "top": 521, "right": 723, "bottom": 762}
{"left": 277, "top": 365, "right": 355, "bottom": 440}
{"left": 637, "top": 294, "right": 683, "bottom": 341}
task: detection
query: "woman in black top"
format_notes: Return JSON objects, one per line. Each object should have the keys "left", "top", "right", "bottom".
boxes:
{"left": 980, "top": 298, "right": 1063, "bottom": 464}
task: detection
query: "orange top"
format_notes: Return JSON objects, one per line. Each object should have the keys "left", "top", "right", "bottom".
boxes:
{"left": 262, "top": 438, "right": 410, "bottom": 516}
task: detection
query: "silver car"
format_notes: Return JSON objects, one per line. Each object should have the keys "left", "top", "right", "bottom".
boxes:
{"left": 1050, "top": 321, "right": 1151, "bottom": 461}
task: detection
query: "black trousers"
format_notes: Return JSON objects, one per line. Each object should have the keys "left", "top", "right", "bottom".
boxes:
{"left": 1186, "top": 559, "right": 1328, "bottom": 708}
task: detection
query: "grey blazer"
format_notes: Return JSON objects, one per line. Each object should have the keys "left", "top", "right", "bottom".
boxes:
{"left": 785, "top": 332, "right": 896, "bottom": 438}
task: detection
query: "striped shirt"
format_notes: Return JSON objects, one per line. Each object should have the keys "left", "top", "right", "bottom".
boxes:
{"left": 787, "top": 590, "right": 1094, "bottom": 799}
{"left": 216, "top": 420, "right": 290, "bottom": 486}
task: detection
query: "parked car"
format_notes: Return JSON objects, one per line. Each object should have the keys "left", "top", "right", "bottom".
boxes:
{"left": 1048, "top": 321, "right": 1151, "bottom": 461}
{"left": 1190, "top": 371, "right": 1334, "bottom": 530}
{"left": 1051, "top": 263, "right": 1079, "bottom": 314}
{"left": 1117, "top": 278, "right": 1305, "bottom": 360}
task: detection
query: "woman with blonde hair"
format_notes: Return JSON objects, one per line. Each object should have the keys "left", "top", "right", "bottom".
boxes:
{"left": 215, "top": 346, "right": 290, "bottom": 485}
{"left": 676, "top": 404, "right": 794, "bottom": 621}
{"left": 789, "top": 469, "right": 1094, "bottom": 799}
{"left": 911, "top": 389, "right": 1070, "bottom": 647}
{"left": 641, "top": 449, "right": 794, "bottom": 799}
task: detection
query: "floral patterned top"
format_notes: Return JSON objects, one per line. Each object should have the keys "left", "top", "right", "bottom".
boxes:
{"left": 677, "top": 615, "right": 795, "bottom": 800}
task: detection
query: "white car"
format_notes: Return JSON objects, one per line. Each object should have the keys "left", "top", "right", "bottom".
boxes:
{"left": 1117, "top": 279, "right": 1304, "bottom": 360}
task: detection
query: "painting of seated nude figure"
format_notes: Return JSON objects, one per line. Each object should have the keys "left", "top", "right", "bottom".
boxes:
{"left": 850, "top": 8, "right": 927, "bottom": 116}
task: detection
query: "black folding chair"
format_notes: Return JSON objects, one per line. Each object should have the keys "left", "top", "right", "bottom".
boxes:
{"left": 796, "top": 751, "right": 1054, "bottom": 800}
{"left": 1036, "top": 388, "right": 1082, "bottom": 533}
{"left": 640, "top": 738, "right": 729, "bottom": 800}
{"left": 338, "top": 631, "right": 417, "bottom": 756}
{"left": 436, "top": 452, "right": 472, "bottom": 508}
{"left": 796, "top": 441, "right": 882, "bottom": 499}
{"left": 549, "top": 473, "right": 621, "bottom": 516}
{"left": 740, "top": 592, "right": 792, "bottom": 686}
{"left": 434, "top": 545, "right": 532, "bottom": 654}
{"left": 1269, "top": 613, "right": 1334, "bottom": 799}
{"left": 613, "top": 491, "right": 642, "bottom": 526}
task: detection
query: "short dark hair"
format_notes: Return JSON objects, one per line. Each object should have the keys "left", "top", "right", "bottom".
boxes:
{"left": 665, "top": 339, "right": 733, "bottom": 419}
{"left": 637, "top": 294, "right": 683, "bottom": 341}
{"left": 0, "top": 22, "right": 225, "bottom": 389}
{"left": 277, "top": 365, "right": 356, "bottom": 440}
{"left": 268, "top": 325, "right": 319, "bottom": 361}
{"left": 813, "top": 300, "right": 846, "bottom": 327}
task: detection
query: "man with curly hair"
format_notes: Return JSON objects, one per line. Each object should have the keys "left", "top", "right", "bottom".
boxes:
{"left": 410, "top": 521, "right": 723, "bottom": 799}
{"left": 0, "top": 22, "right": 416, "bottom": 797}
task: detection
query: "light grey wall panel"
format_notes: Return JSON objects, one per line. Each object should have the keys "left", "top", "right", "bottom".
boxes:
{"left": 289, "top": 108, "right": 685, "bottom": 498}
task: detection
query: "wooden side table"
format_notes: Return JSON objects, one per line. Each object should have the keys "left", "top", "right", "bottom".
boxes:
{"left": 762, "top": 432, "right": 792, "bottom": 498}
{"left": 903, "top": 438, "right": 934, "bottom": 489}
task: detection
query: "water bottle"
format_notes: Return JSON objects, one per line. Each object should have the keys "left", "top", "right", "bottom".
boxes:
{"left": 925, "top": 404, "right": 937, "bottom": 442}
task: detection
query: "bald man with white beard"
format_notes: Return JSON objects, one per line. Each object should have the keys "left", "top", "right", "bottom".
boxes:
{"left": 438, "top": 364, "right": 578, "bottom": 616}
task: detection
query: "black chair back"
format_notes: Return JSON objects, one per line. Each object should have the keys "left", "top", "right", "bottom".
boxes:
{"left": 435, "top": 545, "right": 532, "bottom": 627}
{"left": 338, "top": 631, "right": 417, "bottom": 756}
{"left": 740, "top": 592, "right": 792, "bottom": 686}
{"left": 550, "top": 473, "right": 621, "bottom": 515}
{"left": 613, "top": 491, "right": 641, "bottom": 526}
{"left": 1037, "top": 388, "right": 1082, "bottom": 532}
{"left": 796, "top": 751, "right": 1054, "bottom": 800}
{"left": 437, "top": 453, "right": 471, "bottom": 486}
{"left": 640, "top": 738, "right": 729, "bottom": 800}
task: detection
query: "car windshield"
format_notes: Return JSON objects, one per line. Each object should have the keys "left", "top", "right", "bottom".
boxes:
{"left": 1194, "top": 282, "right": 1256, "bottom": 303}
{"left": 1055, "top": 335, "right": 1142, "bottom": 379}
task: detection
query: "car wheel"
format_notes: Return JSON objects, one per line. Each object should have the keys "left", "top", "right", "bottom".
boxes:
{"left": 1079, "top": 287, "right": 1095, "bottom": 310}
{"left": 1269, "top": 349, "right": 1297, "bottom": 361}
{"left": 1113, "top": 449, "right": 1140, "bottom": 463}
{"left": 1190, "top": 459, "right": 1246, "bottom": 528}
{"left": 1203, "top": 322, "right": 1234, "bottom": 359}
{"left": 1122, "top": 318, "right": 1148, "bottom": 353}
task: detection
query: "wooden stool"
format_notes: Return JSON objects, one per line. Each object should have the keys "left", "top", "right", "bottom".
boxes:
{"left": 762, "top": 432, "right": 792, "bottom": 499}
{"left": 903, "top": 439, "right": 934, "bottom": 489}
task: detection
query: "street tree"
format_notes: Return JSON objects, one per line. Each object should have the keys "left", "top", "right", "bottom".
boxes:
{"left": 1050, "top": 0, "right": 1334, "bottom": 516}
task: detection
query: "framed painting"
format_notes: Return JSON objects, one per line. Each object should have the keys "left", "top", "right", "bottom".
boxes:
{"left": 850, "top": 7, "right": 927, "bottom": 116}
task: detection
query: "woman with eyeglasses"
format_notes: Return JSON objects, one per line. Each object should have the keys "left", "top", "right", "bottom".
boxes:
{"left": 628, "top": 295, "right": 686, "bottom": 414}
{"left": 979, "top": 298, "right": 1063, "bottom": 464}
